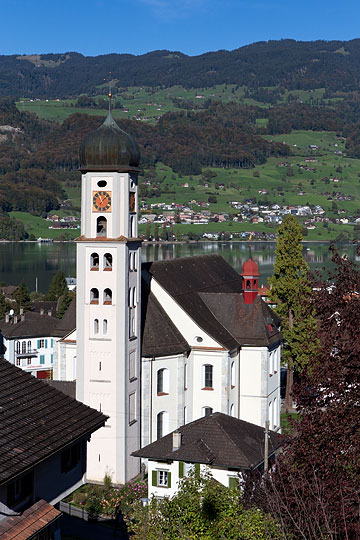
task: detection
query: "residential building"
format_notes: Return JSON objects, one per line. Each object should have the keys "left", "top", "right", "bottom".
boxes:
{"left": 133, "top": 412, "right": 282, "bottom": 498}
{"left": 0, "top": 357, "right": 106, "bottom": 538}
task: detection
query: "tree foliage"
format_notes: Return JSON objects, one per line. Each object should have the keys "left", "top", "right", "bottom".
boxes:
{"left": 46, "top": 271, "right": 68, "bottom": 301}
{"left": 268, "top": 215, "right": 318, "bottom": 371}
{"left": 129, "top": 472, "right": 283, "bottom": 540}
{"left": 252, "top": 251, "right": 360, "bottom": 539}
{"left": 13, "top": 281, "right": 31, "bottom": 312}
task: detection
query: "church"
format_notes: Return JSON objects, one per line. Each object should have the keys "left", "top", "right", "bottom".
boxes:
{"left": 73, "top": 111, "right": 282, "bottom": 486}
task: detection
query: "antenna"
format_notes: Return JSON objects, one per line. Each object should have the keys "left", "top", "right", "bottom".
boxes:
{"left": 108, "top": 72, "right": 112, "bottom": 113}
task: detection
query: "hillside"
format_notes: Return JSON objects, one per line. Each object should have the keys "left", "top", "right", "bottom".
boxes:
{"left": 3, "top": 39, "right": 360, "bottom": 98}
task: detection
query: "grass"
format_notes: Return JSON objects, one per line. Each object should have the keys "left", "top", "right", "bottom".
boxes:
{"left": 10, "top": 212, "right": 79, "bottom": 240}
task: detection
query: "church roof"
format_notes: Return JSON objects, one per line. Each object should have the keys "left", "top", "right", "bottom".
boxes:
{"left": 79, "top": 112, "right": 140, "bottom": 171}
{"left": 141, "top": 284, "right": 190, "bottom": 358}
{"left": 132, "top": 412, "right": 282, "bottom": 470}
{"left": 143, "top": 255, "right": 281, "bottom": 350}
{"left": 143, "top": 255, "right": 243, "bottom": 351}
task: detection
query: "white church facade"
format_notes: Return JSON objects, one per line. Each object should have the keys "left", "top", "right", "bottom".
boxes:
{"left": 68, "top": 111, "right": 282, "bottom": 486}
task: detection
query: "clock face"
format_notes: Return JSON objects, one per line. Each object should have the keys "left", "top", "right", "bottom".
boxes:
{"left": 92, "top": 191, "right": 112, "bottom": 212}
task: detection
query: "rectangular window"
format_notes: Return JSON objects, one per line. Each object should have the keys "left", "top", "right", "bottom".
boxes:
{"left": 203, "top": 365, "right": 213, "bottom": 389}
{"left": 16, "top": 358, "right": 20, "bottom": 366}
{"left": 158, "top": 470, "right": 169, "bottom": 487}
{"left": 61, "top": 442, "right": 81, "bottom": 473}
{"left": 38, "top": 339, "right": 45, "bottom": 349}
{"left": 27, "top": 358, "right": 31, "bottom": 366}
{"left": 129, "top": 392, "right": 136, "bottom": 425}
{"left": 7, "top": 472, "right": 34, "bottom": 507}
{"left": 40, "top": 355, "right": 45, "bottom": 364}
{"left": 51, "top": 354, "right": 53, "bottom": 364}
{"left": 129, "top": 350, "right": 136, "bottom": 380}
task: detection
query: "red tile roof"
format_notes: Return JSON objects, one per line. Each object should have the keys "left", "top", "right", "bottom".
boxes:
{"left": 0, "top": 499, "right": 61, "bottom": 539}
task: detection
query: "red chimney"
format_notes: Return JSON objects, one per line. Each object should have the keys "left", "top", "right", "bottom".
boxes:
{"left": 241, "top": 257, "right": 260, "bottom": 304}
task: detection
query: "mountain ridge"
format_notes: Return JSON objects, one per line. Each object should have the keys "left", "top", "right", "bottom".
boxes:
{"left": 2, "top": 39, "right": 360, "bottom": 98}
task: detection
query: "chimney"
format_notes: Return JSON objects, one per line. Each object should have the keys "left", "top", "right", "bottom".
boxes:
{"left": 21, "top": 314, "right": 25, "bottom": 321}
{"left": 5, "top": 314, "right": 9, "bottom": 323}
{"left": 40, "top": 308, "right": 44, "bottom": 316}
{"left": 48, "top": 310, "right": 52, "bottom": 317}
{"left": 19, "top": 308, "right": 23, "bottom": 315}
{"left": 14, "top": 315, "right": 18, "bottom": 324}
{"left": 172, "top": 431, "right": 182, "bottom": 452}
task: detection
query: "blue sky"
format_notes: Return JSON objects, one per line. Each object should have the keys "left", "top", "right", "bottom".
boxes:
{"left": 2, "top": 0, "right": 360, "bottom": 56}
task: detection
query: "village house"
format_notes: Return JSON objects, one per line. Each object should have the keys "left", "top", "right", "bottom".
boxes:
{"left": 0, "top": 356, "right": 106, "bottom": 538}
{"left": 133, "top": 413, "right": 282, "bottom": 499}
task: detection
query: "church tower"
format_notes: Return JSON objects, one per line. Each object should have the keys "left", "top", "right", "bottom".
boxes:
{"left": 76, "top": 111, "right": 141, "bottom": 484}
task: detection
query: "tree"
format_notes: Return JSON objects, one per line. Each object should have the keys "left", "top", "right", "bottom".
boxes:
{"left": 268, "top": 215, "right": 318, "bottom": 409}
{"left": 46, "top": 271, "right": 68, "bottom": 301}
{"left": 129, "top": 472, "right": 283, "bottom": 540}
{"left": 0, "top": 292, "right": 7, "bottom": 319}
{"left": 252, "top": 251, "right": 360, "bottom": 539}
{"left": 57, "top": 290, "right": 73, "bottom": 319}
{"left": 14, "top": 281, "right": 31, "bottom": 312}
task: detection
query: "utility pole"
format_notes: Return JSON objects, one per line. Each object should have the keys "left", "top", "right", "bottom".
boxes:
{"left": 264, "top": 420, "right": 270, "bottom": 473}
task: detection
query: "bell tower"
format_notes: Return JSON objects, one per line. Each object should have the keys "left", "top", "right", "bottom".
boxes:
{"left": 241, "top": 256, "right": 259, "bottom": 305}
{"left": 76, "top": 110, "right": 141, "bottom": 484}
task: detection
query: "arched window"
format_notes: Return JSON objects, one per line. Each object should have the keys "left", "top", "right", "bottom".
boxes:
{"left": 231, "top": 361, "right": 235, "bottom": 388}
{"left": 157, "top": 411, "right": 169, "bottom": 440}
{"left": 254, "top": 279, "right": 257, "bottom": 287}
{"left": 157, "top": 368, "right": 169, "bottom": 395}
{"left": 202, "top": 406, "right": 213, "bottom": 417}
{"left": 27, "top": 341, "right": 31, "bottom": 352}
{"left": 131, "top": 287, "right": 136, "bottom": 307}
{"left": 90, "top": 252, "right": 99, "bottom": 270}
{"left": 202, "top": 364, "right": 213, "bottom": 389}
{"left": 246, "top": 279, "right": 251, "bottom": 289}
{"left": 104, "top": 253, "right": 112, "bottom": 270}
{"left": 22, "top": 341, "right": 26, "bottom": 353}
{"left": 96, "top": 216, "right": 107, "bottom": 237}
{"left": 16, "top": 341, "right": 20, "bottom": 354}
{"left": 130, "top": 216, "right": 136, "bottom": 238}
{"left": 103, "top": 319, "right": 108, "bottom": 335}
{"left": 103, "top": 288, "right": 112, "bottom": 305}
{"left": 94, "top": 319, "right": 99, "bottom": 334}
{"left": 90, "top": 288, "right": 99, "bottom": 304}
{"left": 273, "top": 397, "right": 277, "bottom": 429}
{"left": 230, "top": 404, "right": 235, "bottom": 417}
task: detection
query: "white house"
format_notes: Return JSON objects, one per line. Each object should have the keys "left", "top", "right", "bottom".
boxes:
{"left": 133, "top": 412, "right": 282, "bottom": 499}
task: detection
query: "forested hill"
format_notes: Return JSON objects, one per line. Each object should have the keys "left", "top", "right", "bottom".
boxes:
{"left": 3, "top": 39, "right": 360, "bottom": 98}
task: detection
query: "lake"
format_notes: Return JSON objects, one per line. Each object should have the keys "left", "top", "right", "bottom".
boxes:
{"left": 0, "top": 241, "right": 358, "bottom": 293}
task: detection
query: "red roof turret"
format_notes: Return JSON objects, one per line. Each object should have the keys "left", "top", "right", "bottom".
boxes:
{"left": 241, "top": 258, "right": 260, "bottom": 277}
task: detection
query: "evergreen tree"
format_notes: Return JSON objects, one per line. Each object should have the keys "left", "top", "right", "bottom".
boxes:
{"left": 268, "top": 215, "right": 318, "bottom": 409}
{"left": 0, "top": 292, "right": 7, "bottom": 320}
{"left": 46, "top": 271, "right": 68, "bottom": 301}
{"left": 57, "top": 290, "right": 73, "bottom": 319}
{"left": 145, "top": 222, "right": 151, "bottom": 240}
{"left": 14, "top": 281, "right": 31, "bottom": 312}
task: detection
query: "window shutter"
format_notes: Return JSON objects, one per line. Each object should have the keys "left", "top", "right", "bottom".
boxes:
{"left": 195, "top": 463, "right": 200, "bottom": 477}
{"left": 51, "top": 339, "right": 54, "bottom": 347}
{"left": 179, "top": 461, "right": 184, "bottom": 478}
{"left": 167, "top": 472, "right": 171, "bottom": 488}
{"left": 37, "top": 340, "right": 40, "bottom": 348}
{"left": 152, "top": 470, "right": 157, "bottom": 487}
{"left": 229, "top": 477, "right": 238, "bottom": 489}
{"left": 45, "top": 339, "right": 48, "bottom": 348}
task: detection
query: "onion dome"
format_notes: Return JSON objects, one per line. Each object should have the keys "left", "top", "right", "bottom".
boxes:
{"left": 79, "top": 112, "right": 140, "bottom": 171}
{"left": 241, "top": 257, "right": 260, "bottom": 277}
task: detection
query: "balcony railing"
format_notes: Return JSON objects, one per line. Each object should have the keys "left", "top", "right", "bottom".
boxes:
{"left": 15, "top": 349, "right": 39, "bottom": 358}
